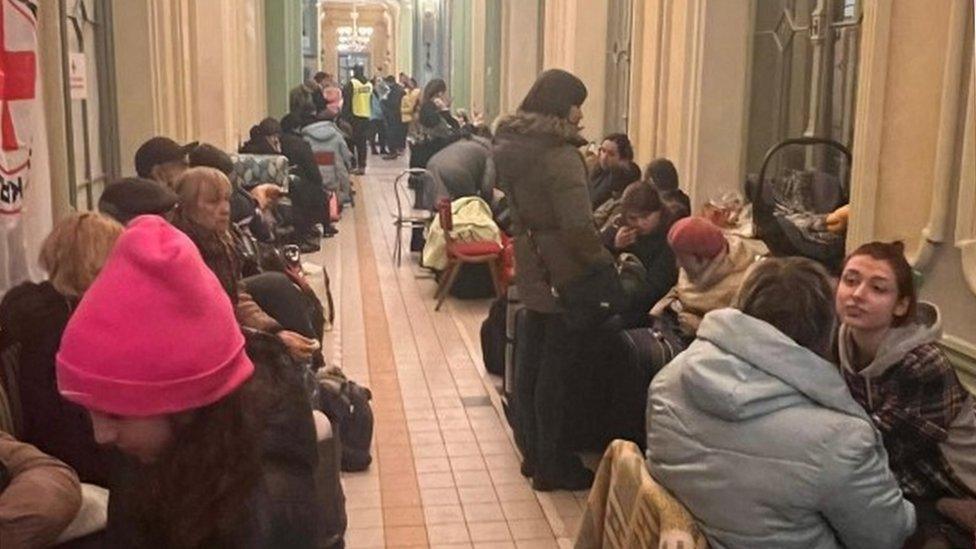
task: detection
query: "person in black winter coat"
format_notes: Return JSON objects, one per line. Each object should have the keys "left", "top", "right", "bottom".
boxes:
{"left": 601, "top": 182, "right": 680, "bottom": 325}
{"left": 0, "top": 212, "right": 123, "bottom": 487}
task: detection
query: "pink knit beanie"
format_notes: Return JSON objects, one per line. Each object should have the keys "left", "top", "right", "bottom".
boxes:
{"left": 57, "top": 215, "right": 254, "bottom": 417}
{"left": 667, "top": 216, "right": 727, "bottom": 259}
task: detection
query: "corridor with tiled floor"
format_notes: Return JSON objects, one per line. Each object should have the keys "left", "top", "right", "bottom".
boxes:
{"left": 305, "top": 158, "right": 587, "bottom": 548}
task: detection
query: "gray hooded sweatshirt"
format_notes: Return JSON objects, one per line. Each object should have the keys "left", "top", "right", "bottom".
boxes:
{"left": 838, "top": 302, "right": 976, "bottom": 499}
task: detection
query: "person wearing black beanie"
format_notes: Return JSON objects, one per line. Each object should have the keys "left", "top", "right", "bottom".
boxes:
{"left": 98, "top": 177, "right": 179, "bottom": 225}
{"left": 492, "top": 69, "right": 614, "bottom": 492}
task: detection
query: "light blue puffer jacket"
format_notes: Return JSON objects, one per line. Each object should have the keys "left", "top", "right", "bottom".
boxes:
{"left": 646, "top": 308, "right": 916, "bottom": 549}
{"left": 301, "top": 121, "right": 352, "bottom": 204}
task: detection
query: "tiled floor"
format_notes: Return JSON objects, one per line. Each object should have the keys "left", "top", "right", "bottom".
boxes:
{"left": 306, "top": 157, "right": 588, "bottom": 548}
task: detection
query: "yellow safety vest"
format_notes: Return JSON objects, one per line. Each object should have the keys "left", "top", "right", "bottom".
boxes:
{"left": 351, "top": 79, "right": 373, "bottom": 118}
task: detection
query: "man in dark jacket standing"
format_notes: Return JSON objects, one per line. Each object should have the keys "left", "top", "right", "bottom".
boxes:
{"left": 342, "top": 65, "right": 372, "bottom": 175}
{"left": 381, "top": 75, "right": 406, "bottom": 158}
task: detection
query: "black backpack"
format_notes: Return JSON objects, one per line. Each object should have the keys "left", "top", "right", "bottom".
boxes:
{"left": 479, "top": 295, "right": 507, "bottom": 376}
{"left": 316, "top": 367, "right": 374, "bottom": 472}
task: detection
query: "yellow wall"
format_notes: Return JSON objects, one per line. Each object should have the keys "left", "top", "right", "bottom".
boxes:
{"left": 320, "top": 4, "right": 393, "bottom": 79}
{"left": 541, "top": 0, "right": 608, "bottom": 141}
{"left": 112, "top": 0, "right": 269, "bottom": 174}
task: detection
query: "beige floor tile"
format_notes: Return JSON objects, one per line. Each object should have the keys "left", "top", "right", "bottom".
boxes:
{"left": 484, "top": 454, "right": 521, "bottom": 471}
{"left": 413, "top": 443, "right": 449, "bottom": 459}
{"left": 386, "top": 525, "right": 429, "bottom": 547}
{"left": 454, "top": 469, "right": 493, "bottom": 487}
{"left": 384, "top": 506, "right": 427, "bottom": 528}
{"left": 493, "top": 483, "right": 537, "bottom": 502}
{"left": 457, "top": 485, "right": 498, "bottom": 504}
{"left": 472, "top": 543, "right": 516, "bottom": 549}
{"left": 421, "top": 487, "right": 460, "bottom": 506}
{"left": 450, "top": 455, "right": 488, "bottom": 471}
{"left": 508, "top": 519, "right": 554, "bottom": 541}
{"left": 424, "top": 504, "right": 466, "bottom": 525}
{"left": 347, "top": 490, "right": 383, "bottom": 510}
{"left": 467, "top": 522, "right": 513, "bottom": 543}
{"left": 416, "top": 457, "right": 452, "bottom": 473}
{"left": 412, "top": 431, "right": 445, "bottom": 446}
{"left": 478, "top": 440, "right": 517, "bottom": 456}
{"left": 418, "top": 471, "right": 456, "bottom": 489}
{"left": 439, "top": 418, "right": 472, "bottom": 431}
{"left": 347, "top": 507, "right": 384, "bottom": 529}
{"left": 409, "top": 419, "right": 442, "bottom": 433}
{"left": 514, "top": 540, "right": 559, "bottom": 549}
{"left": 426, "top": 523, "right": 471, "bottom": 544}
{"left": 442, "top": 429, "right": 477, "bottom": 444}
{"left": 431, "top": 545, "right": 473, "bottom": 549}
{"left": 489, "top": 468, "right": 528, "bottom": 486}
{"left": 446, "top": 441, "right": 483, "bottom": 457}
{"left": 501, "top": 500, "right": 545, "bottom": 521}
{"left": 345, "top": 527, "right": 385, "bottom": 548}
{"left": 463, "top": 502, "right": 506, "bottom": 523}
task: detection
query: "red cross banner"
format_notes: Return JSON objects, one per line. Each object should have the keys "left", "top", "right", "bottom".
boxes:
{"left": 0, "top": 0, "right": 42, "bottom": 294}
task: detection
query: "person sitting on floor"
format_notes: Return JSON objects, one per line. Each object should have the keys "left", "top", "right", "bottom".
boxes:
{"left": 171, "top": 167, "right": 320, "bottom": 363}
{"left": 0, "top": 432, "right": 82, "bottom": 548}
{"left": 240, "top": 117, "right": 335, "bottom": 252}
{"left": 134, "top": 136, "right": 197, "bottom": 190}
{"left": 645, "top": 157, "right": 690, "bottom": 217}
{"left": 601, "top": 182, "right": 680, "bottom": 325}
{"left": 588, "top": 133, "right": 641, "bottom": 211}
{"left": 650, "top": 216, "right": 767, "bottom": 341}
{"left": 835, "top": 241, "right": 976, "bottom": 547}
{"left": 646, "top": 257, "right": 916, "bottom": 549}
{"left": 55, "top": 215, "right": 319, "bottom": 548}
{"left": 0, "top": 212, "right": 122, "bottom": 487}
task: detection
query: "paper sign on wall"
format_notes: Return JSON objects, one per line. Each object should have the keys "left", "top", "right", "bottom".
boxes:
{"left": 69, "top": 52, "right": 87, "bottom": 99}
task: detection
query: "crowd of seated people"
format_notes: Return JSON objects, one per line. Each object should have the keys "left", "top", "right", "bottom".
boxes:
{"left": 492, "top": 68, "right": 976, "bottom": 548}
{"left": 0, "top": 79, "right": 369, "bottom": 543}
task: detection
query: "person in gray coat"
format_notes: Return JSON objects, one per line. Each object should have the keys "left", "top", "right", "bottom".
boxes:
{"left": 301, "top": 118, "right": 353, "bottom": 206}
{"left": 418, "top": 134, "right": 495, "bottom": 211}
{"left": 646, "top": 257, "right": 915, "bottom": 549}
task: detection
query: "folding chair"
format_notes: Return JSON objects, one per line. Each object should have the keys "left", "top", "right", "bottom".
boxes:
{"left": 433, "top": 197, "right": 503, "bottom": 311}
{"left": 392, "top": 168, "right": 434, "bottom": 267}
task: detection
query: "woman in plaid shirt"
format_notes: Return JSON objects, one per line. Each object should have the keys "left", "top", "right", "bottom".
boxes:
{"left": 836, "top": 241, "right": 976, "bottom": 547}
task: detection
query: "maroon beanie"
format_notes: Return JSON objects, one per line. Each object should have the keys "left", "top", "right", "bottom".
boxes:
{"left": 667, "top": 217, "right": 727, "bottom": 259}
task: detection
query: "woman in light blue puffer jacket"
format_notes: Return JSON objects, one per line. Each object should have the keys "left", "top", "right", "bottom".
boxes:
{"left": 646, "top": 257, "right": 916, "bottom": 549}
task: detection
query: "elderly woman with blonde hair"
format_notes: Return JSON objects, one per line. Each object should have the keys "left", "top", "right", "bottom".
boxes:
{"left": 0, "top": 211, "right": 123, "bottom": 486}
{"left": 171, "top": 166, "right": 321, "bottom": 362}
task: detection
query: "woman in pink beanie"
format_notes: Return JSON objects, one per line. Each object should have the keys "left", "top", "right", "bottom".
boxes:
{"left": 56, "top": 215, "right": 318, "bottom": 548}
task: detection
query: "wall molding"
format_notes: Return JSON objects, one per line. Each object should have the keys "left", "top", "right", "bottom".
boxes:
{"left": 846, "top": 0, "right": 891, "bottom": 249}
{"left": 907, "top": 0, "right": 970, "bottom": 270}
{"left": 955, "top": 39, "right": 976, "bottom": 296}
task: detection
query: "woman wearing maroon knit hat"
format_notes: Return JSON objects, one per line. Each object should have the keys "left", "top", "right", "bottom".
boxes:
{"left": 56, "top": 215, "right": 318, "bottom": 548}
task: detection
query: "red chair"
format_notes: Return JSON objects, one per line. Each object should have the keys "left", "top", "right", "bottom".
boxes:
{"left": 434, "top": 198, "right": 504, "bottom": 311}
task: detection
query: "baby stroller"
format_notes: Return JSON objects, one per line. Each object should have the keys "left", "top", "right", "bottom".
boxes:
{"left": 747, "top": 136, "right": 852, "bottom": 272}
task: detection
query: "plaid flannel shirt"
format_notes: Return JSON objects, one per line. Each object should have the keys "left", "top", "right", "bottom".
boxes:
{"left": 842, "top": 343, "right": 975, "bottom": 500}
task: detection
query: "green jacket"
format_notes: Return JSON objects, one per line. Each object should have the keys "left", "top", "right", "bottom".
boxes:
{"left": 493, "top": 112, "right": 614, "bottom": 313}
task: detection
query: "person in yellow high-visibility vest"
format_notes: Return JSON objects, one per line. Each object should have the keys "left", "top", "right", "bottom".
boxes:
{"left": 342, "top": 65, "right": 373, "bottom": 176}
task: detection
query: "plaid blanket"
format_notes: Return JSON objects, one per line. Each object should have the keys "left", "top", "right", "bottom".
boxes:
{"left": 576, "top": 440, "right": 707, "bottom": 549}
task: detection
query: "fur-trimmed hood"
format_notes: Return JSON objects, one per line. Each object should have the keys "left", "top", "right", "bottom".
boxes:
{"left": 494, "top": 111, "right": 588, "bottom": 147}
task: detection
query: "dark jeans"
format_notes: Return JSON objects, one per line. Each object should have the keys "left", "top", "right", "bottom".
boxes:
{"left": 349, "top": 116, "right": 370, "bottom": 169}
{"left": 513, "top": 310, "right": 583, "bottom": 480}
{"left": 386, "top": 119, "right": 406, "bottom": 151}
{"left": 289, "top": 176, "right": 328, "bottom": 236}
{"left": 368, "top": 119, "right": 387, "bottom": 153}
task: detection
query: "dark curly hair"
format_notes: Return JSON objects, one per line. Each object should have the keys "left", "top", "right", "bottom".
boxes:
{"left": 120, "top": 332, "right": 291, "bottom": 547}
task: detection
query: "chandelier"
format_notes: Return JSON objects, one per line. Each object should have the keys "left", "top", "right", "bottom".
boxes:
{"left": 337, "top": 8, "right": 373, "bottom": 53}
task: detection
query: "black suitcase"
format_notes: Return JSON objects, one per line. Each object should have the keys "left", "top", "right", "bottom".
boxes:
{"left": 480, "top": 295, "right": 507, "bottom": 376}
{"left": 605, "top": 324, "right": 685, "bottom": 447}
{"left": 501, "top": 287, "right": 526, "bottom": 426}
